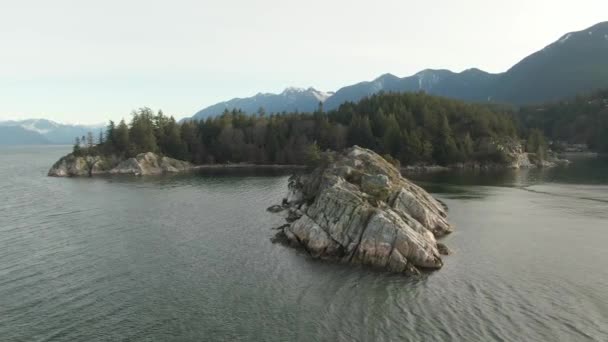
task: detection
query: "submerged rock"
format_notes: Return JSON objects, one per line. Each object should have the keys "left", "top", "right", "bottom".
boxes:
{"left": 267, "top": 205, "right": 286, "bottom": 213}
{"left": 437, "top": 243, "right": 451, "bottom": 255}
{"left": 271, "top": 146, "right": 454, "bottom": 275}
{"left": 48, "top": 152, "right": 193, "bottom": 177}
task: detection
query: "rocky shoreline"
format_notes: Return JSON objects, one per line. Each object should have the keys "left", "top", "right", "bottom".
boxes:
{"left": 48, "top": 152, "right": 308, "bottom": 177}
{"left": 402, "top": 151, "right": 570, "bottom": 173}
{"left": 269, "top": 146, "right": 454, "bottom": 275}
{"left": 48, "top": 140, "right": 572, "bottom": 177}
{"left": 48, "top": 152, "right": 195, "bottom": 177}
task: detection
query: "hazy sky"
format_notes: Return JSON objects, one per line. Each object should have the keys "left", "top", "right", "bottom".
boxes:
{"left": 1, "top": 0, "right": 606, "bottom": 124}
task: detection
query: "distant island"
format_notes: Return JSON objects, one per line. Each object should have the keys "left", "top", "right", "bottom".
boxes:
{"left": 48, "top": 92, "right": 574, "bottom": 177}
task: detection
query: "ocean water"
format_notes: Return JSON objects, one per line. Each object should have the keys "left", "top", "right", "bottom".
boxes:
{"left": 1, "top": 146, "right": 607, "bottom": 341}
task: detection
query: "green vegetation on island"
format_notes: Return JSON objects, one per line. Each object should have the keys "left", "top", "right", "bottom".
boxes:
{"left": 73, "top": 92, "right": 533, "bottom": 167}
{"left": 516, "top": 89, "right": 608, "bottom": 153}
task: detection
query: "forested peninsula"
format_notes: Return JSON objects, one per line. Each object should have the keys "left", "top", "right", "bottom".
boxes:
{"left": 517, "top": 89, "right": 608, "bottom": 153}
{"left": 49, "top": 92, "right": 559, "bottom": 177}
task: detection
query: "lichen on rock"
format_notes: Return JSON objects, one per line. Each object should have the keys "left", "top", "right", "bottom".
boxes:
{"left": 270, "top": 146, "right": 454, "bottom": 275}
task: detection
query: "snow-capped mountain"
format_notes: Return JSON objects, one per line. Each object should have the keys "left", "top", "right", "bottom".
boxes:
{"left": 323, "top": 69, "right": 499, "bottom": 110}
{"left": 326, "top": 21, "right": 608, "bottom": 108}
{"left": 494, "top": 21, "right": 608, "bottom": 104}
{"left": 189, "top": 21, "right": 608, "bottom": 120}
{"left": 191, "top": 87, "right": 334, "bottom": 120}
{"left": 0, "top": 119, "right": 103, "bottom": 145}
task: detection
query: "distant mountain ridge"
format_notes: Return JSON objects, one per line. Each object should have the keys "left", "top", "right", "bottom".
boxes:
{"left": 0, "top": 119, "right": 103, "bottom": 145}
{"left": 191, "top": 87, "right": 333, "bottom": 120}
{"left": 324, "top": 68, "right": 501, "bottom": 110}
{"left": 0, "top": 126, "right": 51, "bottom": 145}
{"left": 189, "top": 21, "right": 608, "bottom": 119}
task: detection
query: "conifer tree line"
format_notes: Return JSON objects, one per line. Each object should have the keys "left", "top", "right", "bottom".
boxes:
{"left": 516, "top": 89, "right": 608, "bottom": 152}
{"left": 73, "top": 92, "right": 528, "bottom": 166}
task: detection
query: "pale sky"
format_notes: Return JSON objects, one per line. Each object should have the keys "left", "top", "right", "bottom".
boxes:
{"left": 0, "top": 0, "right": 606, "bottom": 124}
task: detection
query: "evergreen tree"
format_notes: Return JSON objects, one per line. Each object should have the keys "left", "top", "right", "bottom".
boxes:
{"left": 73, "top": 137, "right": 81, "bottom": 156}
{"left": 114, "top": 120, "right": 130, "bottom": 155}
{"left": 382, "top": 115, "right": 402, "bottom": 157}
{"left": 130, "top": 108, "right": 158, "bottom": 153}
{"left": 305, "top": 141, "right": 321, "bottom": 166}
{"left": 526, "top": 129, "right": 548, "bottom": 161}
{"left": 347, "top": 115, "right": 374, "bottom": 148}
{"left": 432, "top": 114, "right": 460, "bottom": 164}
{"left": 88, "top": 92, "right": 528, "bottom": 166}
{"left": 105, "top": 121, "right": 116, "bottom": 153}
{"left": 86, "top": 132, "right": 95, "bottom": 149}
{"left": 257, "top": 107, "right": 266, "bottom": 117}
{"left": 460, "top": 133, "right": 474, "bottom": 159}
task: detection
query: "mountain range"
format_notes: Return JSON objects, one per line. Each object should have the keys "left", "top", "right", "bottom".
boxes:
{"left": 190, "top": 21, "right": 608, "bottom": 120}
{"left": 0, "top": 119, "right": 103, "bottom": 145}
{"left": 192, "top": 87, "right": 333, "bottom": 120}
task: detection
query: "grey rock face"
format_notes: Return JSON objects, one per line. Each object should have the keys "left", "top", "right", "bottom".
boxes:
{"left": 109, "top": 152, "right": 192, "bottom": 176}
{"left": 48, "top": 152, "right": 193, "bottom": 177}
{"left": 47, "top": 155, "right": 109, "bottom": 177}
{"left": 272, "top": 146, "right": 454, "bottom": 274}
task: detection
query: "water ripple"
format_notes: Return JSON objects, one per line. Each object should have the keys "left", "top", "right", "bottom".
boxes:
{"left": 1, "top": 146, "right": 607, "bottom": 341}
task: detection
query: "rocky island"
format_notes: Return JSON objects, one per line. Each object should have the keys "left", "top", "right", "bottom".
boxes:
{"left": 401, "top": 138, "right": 570, "bottom": 173}
{"left": 48, "top": 152, "right": 194, "bottom": 177}
{"left": 270, "top": 146, "right": 453, "bottom": 275}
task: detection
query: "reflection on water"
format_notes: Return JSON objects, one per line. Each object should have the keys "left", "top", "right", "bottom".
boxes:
{"left": 408, "top": 155, "right": 608, "bottom": 201}
{"left": 409, "top": 154, "right": 608, "bottom": 186}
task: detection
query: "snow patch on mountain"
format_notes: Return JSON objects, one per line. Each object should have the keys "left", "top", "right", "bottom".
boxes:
{"left": 558, "top": 33, "right": 572, "bottom": 44}
{"left": 1, "top": 119, "right": 57, "bottom": 134}
{"left": 281, "top": 87, "right": 307, "bottom": 95}
{"left": 309, "top": 88, "right": 334, "bottom": 102}
{"left": 0, "top": 119, "right": 102, "bottom": 144}
{"left": 415, "top": 70, "right": 443, "bottom": 90}
{"left": 280, "top": 87, "right": 333, "bottom": 102}
{"left": 21, "top": 120, "right": 58, "bottom": 134}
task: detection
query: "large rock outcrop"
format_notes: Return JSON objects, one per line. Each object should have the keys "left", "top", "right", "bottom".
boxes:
{"left": 109, "top": 152, "right": 192, "bottom": 175}
{"left": 47, "top": 154, "right": 109, "bottom": 177}
{"left": 448, "top": 138, "right": 569, "bottom": 170}
{"left": 48, "top": 152, "right": 193, "bottom": 177}
{"left": 270, "top": 146, "right": 453, "bottom": 275}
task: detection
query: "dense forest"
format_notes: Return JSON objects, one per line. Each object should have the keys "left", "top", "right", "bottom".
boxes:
{"left": 516, "top": 89, "right": 608, "bottom": 152}
{"left": 75, "top": 92, "right": 527, "bottom": 166}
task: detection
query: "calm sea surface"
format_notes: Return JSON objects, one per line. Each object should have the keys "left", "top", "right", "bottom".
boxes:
{"left": 1, "top": 146, "right": 607, "bottom": 341}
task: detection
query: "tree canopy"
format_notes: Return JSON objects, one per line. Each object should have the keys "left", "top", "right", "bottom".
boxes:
{"left": 74, "top": 92, "right": 523, "bottom": 166}
{"left": 516, "top": 89, "right": 608, "bottom": 152}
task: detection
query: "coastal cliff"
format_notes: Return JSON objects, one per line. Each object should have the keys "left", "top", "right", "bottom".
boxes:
{"left": 48, "top": 152, "right": 194, "bottom": 177}
{"left": 270, "top": 146, "right": 453, "bottom": 275}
